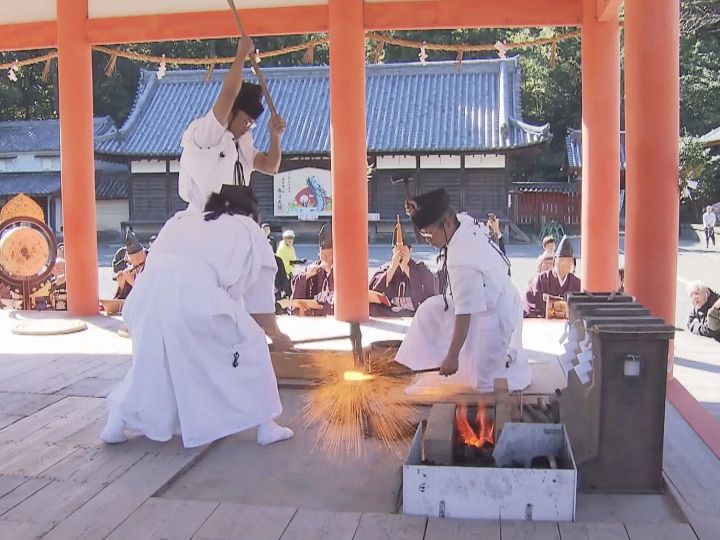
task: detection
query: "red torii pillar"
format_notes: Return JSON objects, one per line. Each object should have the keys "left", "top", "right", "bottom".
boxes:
{"left": 328, "top": 0, "right": 369, "bottom": 323}
{"left": 580, "top": 0, "right": 620, "bottom": 291}
{"left": 57, "top": 0, "right": 99, "bottom": 315}
{"left": 624, "top": 1, "right": 680, "bottom": 351}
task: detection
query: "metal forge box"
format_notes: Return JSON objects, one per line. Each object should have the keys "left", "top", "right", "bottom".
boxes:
{"left": 403, "top": 402, "right": 577, "bottom": 521}
{"left": 559, "top": 293, "right": 675, "bottom": 493}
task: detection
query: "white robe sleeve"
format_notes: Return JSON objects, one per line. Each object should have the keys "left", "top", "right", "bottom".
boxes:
{"left": 223, "top": 216, "right": 277, "bottom": 314}
{"left": 241, "top": 266, "right": 276, "bottom": 314}
{"left": 448, "top": 265, "right": 487, "bottom": 315}
{"left": 190, "top": 110, "right": 227, "bottom": 147}
{"left": 178, "top": 111, "right": 231, "bottom": 207}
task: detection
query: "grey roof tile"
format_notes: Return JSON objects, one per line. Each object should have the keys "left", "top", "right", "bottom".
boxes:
{"left": 0, "top": 117, "right": 116, "bottom": 155}
{"left": 0, "top": 170, "right": 128, "bottom": 199}
{"left": 565, "top": 128, "right": 626, "bottom": 172}
{"left": 95, "top": 59, "right": 550, "bottom": 157}
{"left": 512, "top": 181, "right": 579, "bottom": 194}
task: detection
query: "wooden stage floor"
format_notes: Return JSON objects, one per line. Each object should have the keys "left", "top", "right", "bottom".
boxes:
{"left": 0, "top": 310, "right": 718, "bottom": 539}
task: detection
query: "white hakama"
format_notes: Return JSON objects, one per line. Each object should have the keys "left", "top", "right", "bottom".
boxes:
{"left": 106, "top": 211, "right": 282, "bottom": 448}
{"left": 396, "top": 214, "right": 531, "bottom": 393}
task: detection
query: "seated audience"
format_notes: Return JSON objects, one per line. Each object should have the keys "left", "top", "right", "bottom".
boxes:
{"left": 369, "top": 226, "right": 436, "bottom": 317}
{"left": 524, "top": 236, "right": 581, "bottom": 317}
{"left": 0, "top": 282, "right": 12, "bottom": 308}
{"left": 537, "top": 252, "right": 554, "bottom": 275}
{"left": 276, "top": 230, "right": 297, "bottom": 278}
{"left": 486, "top": 213, "right": 506, "bottom": 254}
{"left": 291, "top": 224, "right": 334, "bottom": 316}
{"left": 114, "top": 230, "right": 147, "bottom": 300}
{"left": 540, "top": 235, "right": 556, "bottom": 255}
{"left": 687, "top": 281, "right": 720, "bottom": 341}
{"left": 537, "top": 235, "right": 556, "bottom": 272}
{"left": 262, "top": 223, "right": 278, "bottom": 253}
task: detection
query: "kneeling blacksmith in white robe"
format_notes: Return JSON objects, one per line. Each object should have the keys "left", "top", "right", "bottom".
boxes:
{"left": 396, "top": 188, "right": 531, "bottom": 393}
{"left": 101, "top": 185, "right": 295, "bottom": 448}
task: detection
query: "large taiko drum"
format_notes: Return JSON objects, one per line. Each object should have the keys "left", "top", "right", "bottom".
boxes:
{"left": 0, "top": 225, "right": 51, "bottom": 278}
{"left": 0, "top": 216, "right": 57, "bottom": 309}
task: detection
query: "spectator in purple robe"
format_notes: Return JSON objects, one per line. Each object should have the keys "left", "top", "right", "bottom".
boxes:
{"left": 524, "top": 236, "right": 581, "bottom": 318}
{"left": 290, "top": 223, "right": 334, "bottom": 316}
{"left": 369, "top": 231, "right": 436, "bottom": 317}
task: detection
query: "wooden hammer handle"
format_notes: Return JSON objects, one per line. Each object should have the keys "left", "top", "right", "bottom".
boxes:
{"left": 225, "top": 0, "right": 278, "bottom": 117}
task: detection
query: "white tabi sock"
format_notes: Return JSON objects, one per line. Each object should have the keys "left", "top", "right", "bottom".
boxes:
{"left": 100, "top": 413, "right": 127, "bottom": 444}
{"left": 257, "top": 420, "right": 294, "bottom": 446}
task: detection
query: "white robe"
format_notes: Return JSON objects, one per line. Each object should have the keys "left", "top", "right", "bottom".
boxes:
{"left": 179, "top": 110, "right": 258, "bottom": 212}
{"left": 106, "top": 211, "right": 282, "bottom": 448}
{"left": 396, "top": 214, "right": 531, "bottom": 393}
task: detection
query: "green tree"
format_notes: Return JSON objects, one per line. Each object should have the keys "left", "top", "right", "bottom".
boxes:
{"left": 679, "top": 136, "right": 720, "bottom": 219}
{"left": 680, "top": 0, "right": 720, "bottom": 136}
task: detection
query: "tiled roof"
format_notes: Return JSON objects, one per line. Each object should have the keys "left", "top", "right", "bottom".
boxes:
{"left": 700, "top": 126, "right": 720, "bottom": 147}
{"left": 0, "top": 172, "right": 60, "bottom": 196}
{"left": 565, "top": 128, "right": 626, "bottom": 172}
{"left": 0, "top": 171, "right": 129, "bottom": 199}
{"left": 512, "top": 181, "right": 580, "bottom": 194}
{"left": 95, "top": 59, "right": 551, "bottom": 157}
{"left": 0, "top": 117, "right": 116, "bottom": 155}
{"left": 95, "top": 171, "right": 129, "bottom": 199}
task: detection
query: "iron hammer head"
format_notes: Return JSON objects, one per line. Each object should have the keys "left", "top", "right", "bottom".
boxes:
{"left": 391, "top": 174, "right": 413, "bottom": 184}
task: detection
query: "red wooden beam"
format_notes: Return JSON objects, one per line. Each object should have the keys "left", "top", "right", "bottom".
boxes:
{"left": 365, "top": 0, "right": 582, "bottom": 31}
{"left": 1, "top": 1, "right": 581, "bottom": 50}
{"left": 86, "top": 5, "right": 329, "bottom": 44}
{"left": 596, "top": 0, "right": 622, "bottom": 22}
{"left": 87, "top": 0, "right": 582, "bottom": 44}
{"left": 0, "top": 21, "right": 56, "bottom": 51}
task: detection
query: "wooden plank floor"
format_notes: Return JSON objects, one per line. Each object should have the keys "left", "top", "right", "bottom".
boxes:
{"left": 0, "top": 311, "right": 717, "bottom": 539}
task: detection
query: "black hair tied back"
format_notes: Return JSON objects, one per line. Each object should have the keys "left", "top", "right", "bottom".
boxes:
{"left": 203, "top": 187, "right": 261, "bottom": 223}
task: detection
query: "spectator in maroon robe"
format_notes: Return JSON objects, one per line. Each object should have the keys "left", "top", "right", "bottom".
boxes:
{"left": 369, "top": 234, "right": 436, "bottom": 317}
{"left": 524, "top": 236, "right": 581, "bottom": 318}
{"left": 291, "top": 224, "right": 334, "bottom": 316}
{"left": 114, "top": 230, "right": 146, "bottom": 300}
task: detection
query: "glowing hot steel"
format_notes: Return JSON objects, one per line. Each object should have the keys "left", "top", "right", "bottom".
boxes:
{"left": 456, "top": 403, "right": 494, "bottom": 448}
{"left": 342, "top": 371, "right": 375, "bottom": 382}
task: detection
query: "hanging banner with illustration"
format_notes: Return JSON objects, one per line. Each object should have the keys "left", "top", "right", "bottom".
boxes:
{"left": 273, "top": 167, "right": 332, "bottom": 219}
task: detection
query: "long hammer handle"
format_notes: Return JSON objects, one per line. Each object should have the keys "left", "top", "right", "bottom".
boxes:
{"left": 291, "top": 335, "right": 353, "bottom": 345}
{"left": 225, "top": 0, "right": 278, "bottom": 117}
{"left": 411, "top": 367, "right": 441, "bottom": 374}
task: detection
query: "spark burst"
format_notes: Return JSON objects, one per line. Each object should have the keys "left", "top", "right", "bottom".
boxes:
{"left": 301, "top": 347, "right": 418, "bottom": 457}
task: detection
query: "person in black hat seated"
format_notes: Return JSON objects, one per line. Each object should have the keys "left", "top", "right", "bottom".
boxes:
{"left": 395, "top": 188, "right": 530, "bottom": 394}
{"left": 524, "top": 235, "right": 581, "bottom": 318}
{"left": 178, "top": 35, "right": 287, "bottom": 211}
{"left": 101, "top": 184, "right": 295, "bottom": 449}
{"left": 113, "top": 230, "right": 147, "bottom": 300}
{"left": 368, "top": 218, "right": 436, "bottom": 317}
{"left": 290, "top": 224, "right": 334, "bottom": 316}
{"left": 261, "top": 223, "right": 278, "bottom": 253}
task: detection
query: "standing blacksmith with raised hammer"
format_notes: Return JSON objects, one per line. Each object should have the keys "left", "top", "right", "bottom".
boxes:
{"left": 396, "top": 188, "right": 531, "bottom": 393}
{"left": 179, "top": 35, "right": 286, "bottom": 211}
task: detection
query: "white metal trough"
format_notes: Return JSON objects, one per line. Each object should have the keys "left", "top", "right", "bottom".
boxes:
{"left": 403, "top": 422, "right": 577, "bottom": 521}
